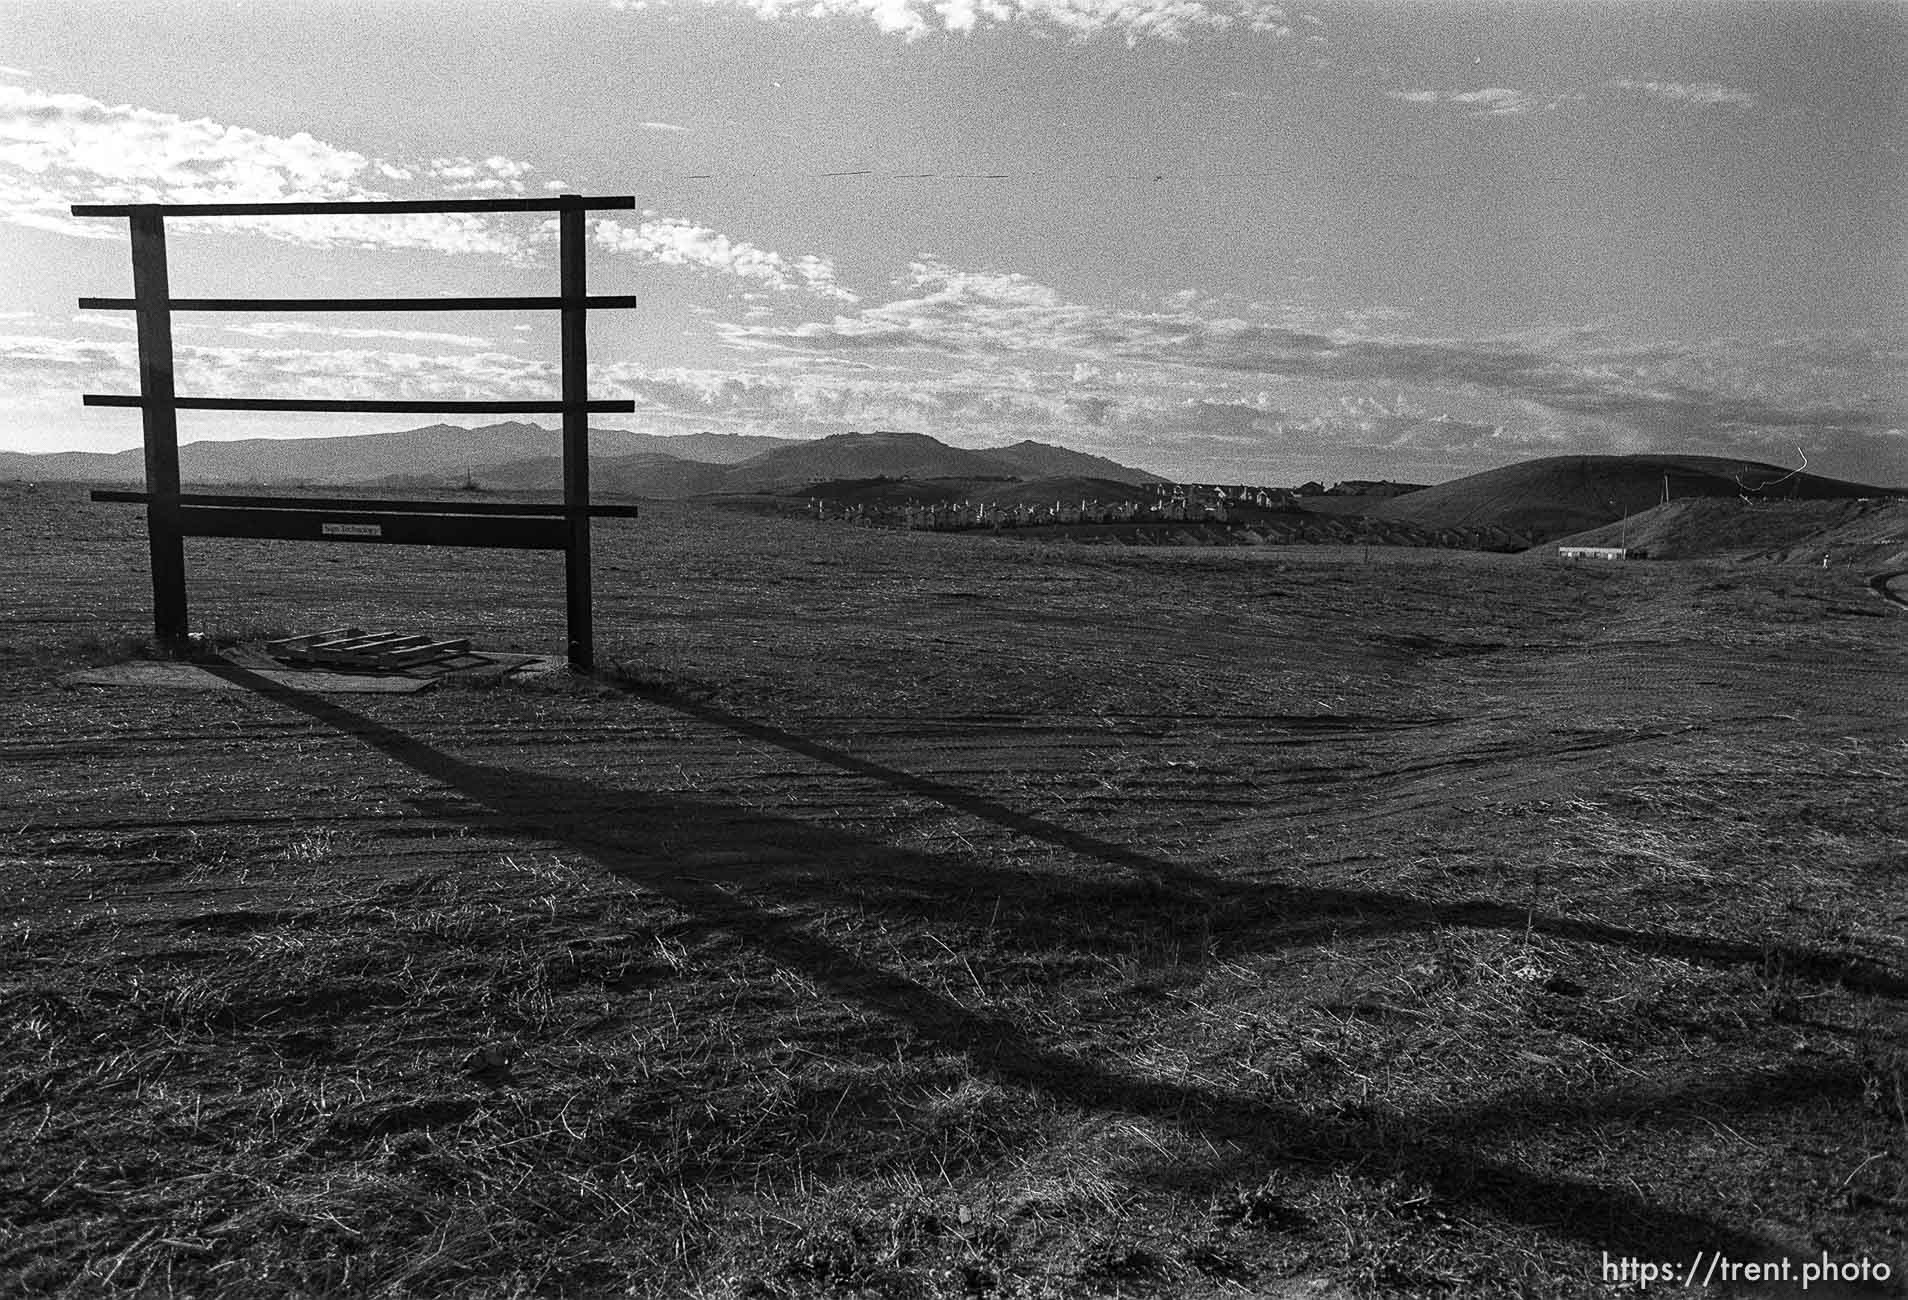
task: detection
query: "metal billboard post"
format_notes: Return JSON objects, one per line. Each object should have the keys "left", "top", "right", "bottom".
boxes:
{"left": 128, "top": 206, "right": 188, "bottom": 647}
{"left": 75, "top": 195, "right": 637, "bottom": 670}
{"left": 559, "top": 196, "right": 593, "bottom": 670}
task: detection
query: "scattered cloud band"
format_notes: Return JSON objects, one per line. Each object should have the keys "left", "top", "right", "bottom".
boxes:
{"left": 1388, "top": 78, "right": 1756, "bottom": 119}
{"left": 634, "top": 0, "right": 1307, "bottom": 44}
{"left": 593, "top": 215, "right": 856, "bottom": 300}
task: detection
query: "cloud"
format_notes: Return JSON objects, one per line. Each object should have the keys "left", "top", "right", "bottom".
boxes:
{"left": 1, "top": 86, "right": 367, "bottom": 213}
{"left": 0, "top": 329, "right": 562, "bottom": 407}
{"left": 636, "top": 121, "right": 689, "bottom": 134}
{"left": 638, "top": 316, "right": 1871, "bottom": 481}
{"left": 0, "top": 84, "right": 538, "bottom": 258}
{"left": 650, "top": 0, "right": 1310, "bottom": 44}
{"left": 14, "top": 235, "right": 1898, "bottom": 482}
{"left": 170, "top": 344, "right": 562, "bottom": 403}
{"left": 587, "top": 356, "right": 1106, "bottom": 440}
{"left": 1607, "top": 79, "right": 1756, "bottom": 108}
{"left": 208, "top": 209, "right": 546, "bottom": 261}
{"left": 428, "top": 154, "right": 536, "bottom": 195}
{"left": 1134, "top": 397, "right": 1564, "bottom": 482}
{"left": 1385, "top": 86, "right": 1557, "bottom": 117}
{"left": 0, "top": 85, "right": 817, "bottom": 289}
{"left": 217, "top": 321, "right": 497, "bottom": 349}
{"left": 713, "top": 260, "right": 1907, "bottom": 478}
{"left": 726, "top": 262, "right": 1066, "bottom": 351}
{"left": 0, "top": 80, "right": 864, "bottom": 331}
{"left": 1181, "top": 327, "right": 1908, "bottom": 466}
{"left": 673, "top": 314, "right": 1903, "bottom": 478}
{"left": 0, "top": 332, "right": 136, "bottom": 396}
{"left": 70, "top": 312, "right": 141, "bottom": 332}
{"left": 1390, "top": 79, "right": 1757, "bottom": 120}
{"left": 593, "top": 215, "right": 857, "bottom": 300}
{"left": 1448, "top": 87, "right": 1547, "bottom": 117}
{"left": 20, "top": 299, "right": 1896, "bottom": 482}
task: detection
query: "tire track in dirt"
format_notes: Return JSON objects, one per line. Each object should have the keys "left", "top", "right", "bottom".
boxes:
{"left": 11, "top": 636, "right": 1892, "bottom": 887}
{"left": 1868, "top": 570, "right": 1908, "bottom": 610}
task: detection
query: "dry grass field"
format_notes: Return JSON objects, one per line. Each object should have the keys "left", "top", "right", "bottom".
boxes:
{"left": 3, "top": 480, "right": 1906, "bottom": 1298}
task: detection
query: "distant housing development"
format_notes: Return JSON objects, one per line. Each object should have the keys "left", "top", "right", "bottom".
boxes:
{"left": 813, "top": 482, "right": 1299, "bottom": 530}
{"left": 796, "top": 474, "right": 1536, "bottom": 550}
{"left": 1557, "top": 546, "right": 1631, "bottom": 561}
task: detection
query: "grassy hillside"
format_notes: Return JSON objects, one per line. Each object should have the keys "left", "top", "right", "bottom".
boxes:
{"left": 1548, "top": 497, "right": 1908, "bottom": 566}
{"left": 979, "top": 440, "right": 1167, "bottom": 485}
{"left": 1370, "top": 454, "right": 1898, "bottom": 544}
{"left": 969, "top": 476, "right": 1161, "bottom": 508}
{"left": 715, "top": 431, "right": 1016, "bottom": 491}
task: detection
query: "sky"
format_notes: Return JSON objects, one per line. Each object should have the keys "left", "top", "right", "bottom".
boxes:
{"left": 1, "top": 0, "right": 1904, "bottom": 485}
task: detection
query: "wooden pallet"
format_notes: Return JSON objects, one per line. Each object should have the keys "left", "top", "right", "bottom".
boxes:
{"left": 264, "top": 627, "right": 359, "bottom": 657}
{"left": 265, "top": 628, "right": 472, "bottom": 671}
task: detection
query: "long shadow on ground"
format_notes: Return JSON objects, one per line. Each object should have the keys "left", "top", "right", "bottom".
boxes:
{"left": 206, "top": 663, "right": 1901, "bottom": 1268}
{"left": 632, "top": 689, "right": 1907, "bottom": 1001}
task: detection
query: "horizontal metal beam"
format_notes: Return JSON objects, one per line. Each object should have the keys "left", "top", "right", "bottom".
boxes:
{"left": 179, "top": 506, "right": 570, "bottom": 549}
{"left": 84, "top": 395, "right": 637, "bottom": 414}
{"left": 78, "top": 295, "right": 637, "bottom": 313}
{"left": 93, "top": 489, "right": 641, "bottom": 519}
{"left": 71, "top": 197, "right": 636, "bottom": 217}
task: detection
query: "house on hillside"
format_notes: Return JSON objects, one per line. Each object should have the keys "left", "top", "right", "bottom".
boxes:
{"left": 1557, "top": 545, "right": 1630, "bottom": 561}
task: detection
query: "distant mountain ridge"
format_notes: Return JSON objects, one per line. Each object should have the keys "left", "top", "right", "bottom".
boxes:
{"left": 0, "top": 424, "right": 1165, "bottom": 497}
{"left": 0, "top": 423, "right": 802, "bottom": 487}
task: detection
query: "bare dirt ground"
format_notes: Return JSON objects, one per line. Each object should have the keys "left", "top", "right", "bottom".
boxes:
{"left": 3, "top": 481, "right": 1906, "bottom": 1298}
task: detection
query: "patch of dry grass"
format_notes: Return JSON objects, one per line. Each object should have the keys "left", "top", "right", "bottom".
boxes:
{"left": 16, "top": 742, "right": 1902, "bottom": 1294}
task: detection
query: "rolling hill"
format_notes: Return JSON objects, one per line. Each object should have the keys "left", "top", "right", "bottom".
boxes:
{"left": 713, "top": 430, "right": 1021, "bottom": 492}
{"left": 728, "top": 432, "right": 1166, "bottom": 495}
{"left": 978, "top": 440, "right": 1165, "bottom": 485}
{"left": 1366, "top": 454, "right": 1901, "bottom": 544}
{"left": 760, "top": 477, "right": 975, "bottom": 508}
